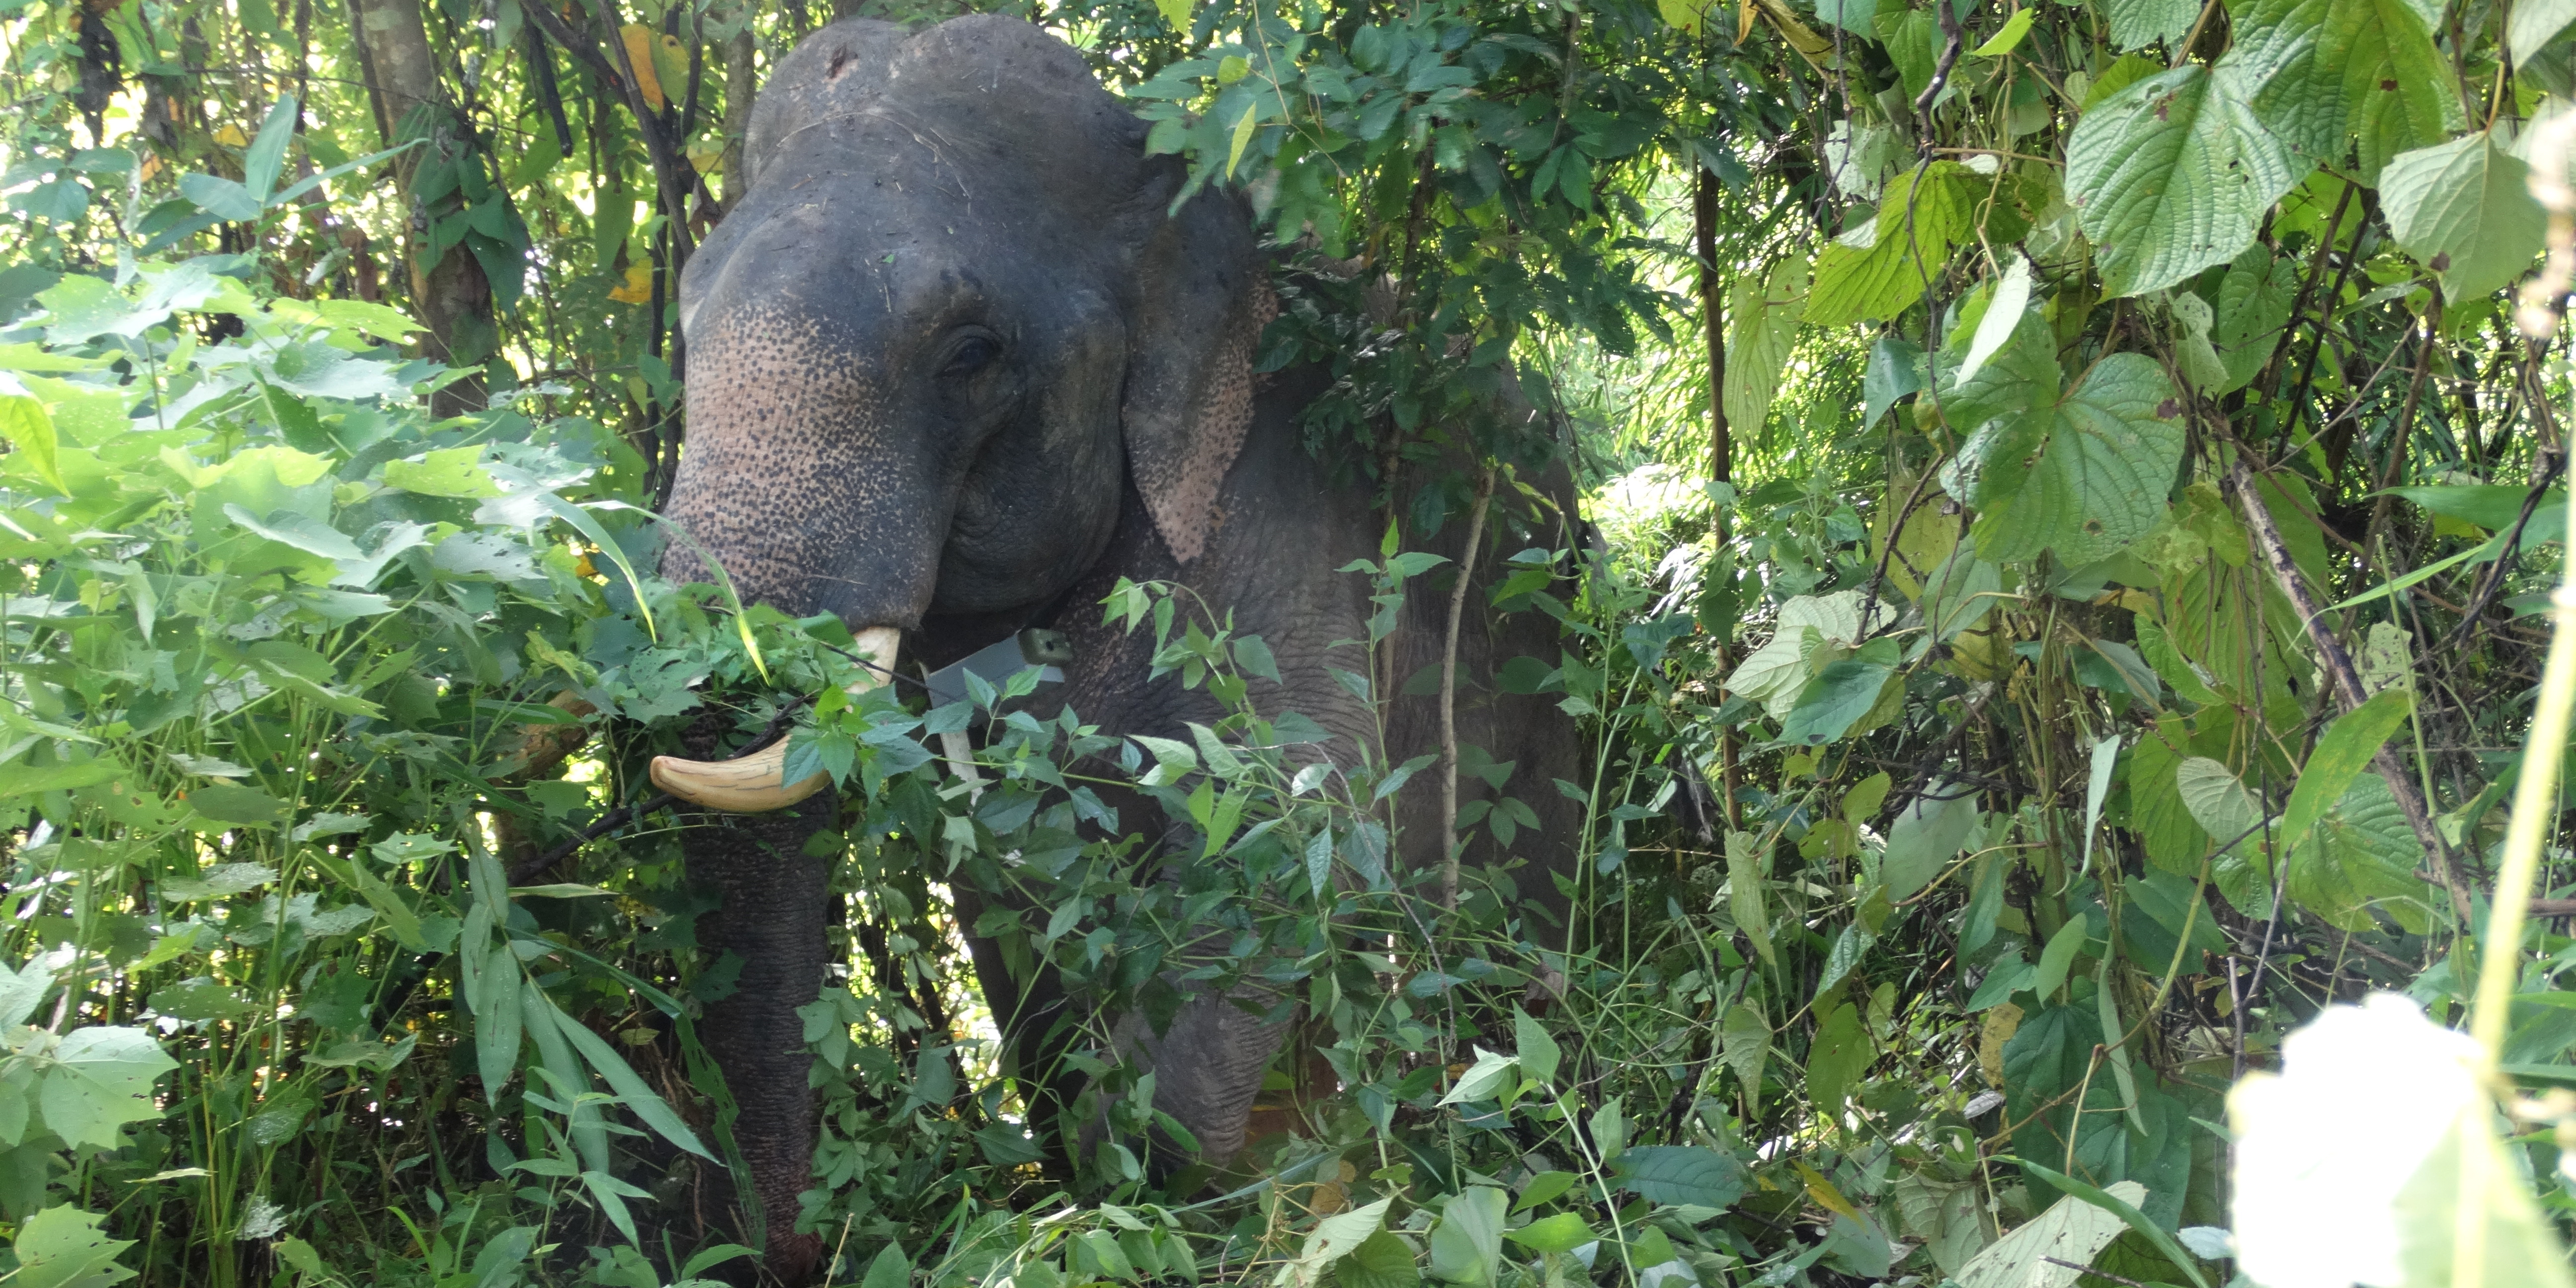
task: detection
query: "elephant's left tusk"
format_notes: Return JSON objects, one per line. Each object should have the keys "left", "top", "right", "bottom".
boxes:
{"left": 649, "top": 626, "right": 901, "bottom": 812}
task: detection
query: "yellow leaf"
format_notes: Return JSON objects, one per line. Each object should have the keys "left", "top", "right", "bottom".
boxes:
{"left": 1155, "top": 0, "right": 1191, "bottom": 30}
{"left": 214, "top": 123, "right": 249, "bottom": 148}
{"left": 686, "top": 140, "right": 725, "bottom": 174}
{"left": 1737, "top": 0, "right": 1757, "bottom": 42}
{"left": 620, "top": 25, "right": 665, "bottom": 111}
{"left": 607, "top": 260, "right": 653, "bottom": 305}
{"left": 1793, "top": 1160, "right": 1865, "bottom": 1224}
{"left": 649, "top": 33, "right": 692, "bottom": 110}
{"left": 1225, "top": 103, "right": 1258, "bottom": 178}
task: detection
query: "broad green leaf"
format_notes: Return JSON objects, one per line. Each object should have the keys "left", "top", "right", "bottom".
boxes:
{"left": 1291, "top": 1197, "right": 1390, "bottom": 1288}
{"left": 2029, "top": 917, "right": 2090, "bottom": 1001}
{"left": 2081, "top": 734, "right": 2122, "bottom": 874}
{"left": 2381, "top": 131, "right": 2547, "bottom": 302}
{"left": 1809, "top": 163, "right": 1982, "bottom": 325}
{"left": 1806, "top": 1002, "right": 1871, "bottom": 1114}
{"left": 1883, "top": 784, "right": 1978, "bottom": 899}
{"left": 2337, "top": 0, "right": 2466, "bottom": 181}
{"left": 2224, "top": 0, "right": 2349, "bottom": 166}
{"left": 2295, "top": 774, "right": 2439, "bottom": 933}
{"left": 381, "top": 446, "right": 502, "bottom": 497}
{"left": 12, "top": 1205, "right": 138, "bottom": 1288}
{"left": 1722, "top": 256, "right": 1806, "bottom": 435}
{"left": 0, "top": 961, "right": 51, "bottom": 1030}
{"left": 0, "top": 759, "right": 122, "bottom": 798}
{"left": 1504, "top": 1212, "right": 1595, "bottom": 1253}
{"left": 1426, "top": 1187, "right": 1506, "bottom": 1285}
{"left": 2174, "top": 756, "right": 2263, "bottom": 843}
{"left": 0, "top": 394, "right": 64, "bottom": 494}
{"left": 147, "top": 978, "right": 253, "bottom": 1022}
{"left": 1726, "top": 831, "right": 1776, "bottom": 965}
{"left": 41, "top": 1027, "right": 177, "bottom": 1149}
{"left": 475, "top": 943, "right": 522, "bottom": 1100}
{"left": 1971, "top": 6, "right": 2032, "bottom": 55}
{"left": 1438, "top": 1047, "right": 1518, "bottom": 1105}
{"left": 1156, "top": 0, "right": 1191, "bottom": 30}
{"left": 1938, "top": 318, "right": 2185, "bottom": 566}
{"left": 161, "top": 862, "right": 276, "bottom": 901}
{"left": 1951, "top": 253, "right": 2031, "bottom": 387}
{"left": 2065, "top": 65, "right": 2303, "bottom": 297}
{"left": 243, "top": 95, "right": 299, "bottom": 202}
{"left": 1952, "top": 1182, "right": 2147, "bottom": 1288}
{"left": 2106, "top": 0, "right": 2195, "bottom": 49}
{"left": 862, "top": 1243, "right": 911, "bottom": 1288}
{"left": 1512, "top": 1009, "right": 1561, "bottom": 1085}
{"left": 1720, "top": 1003, "right": 1770, "bottom": 1099}
{"left": 1611, "top": 1145, "right": 1749, "bottom": 1209}
{"left": 2511, "top": 0, "right": 2576, "bottom": 64}
{"left": 1778, "top": 656, "right": 1896, "bottom": 746}
{"left": 2211, "top": 244, "right": 2298, "bottom": 393}
{"left": 2280, "top": 688, "right": 2412, "bottom": 852}
{"left": 1338, "top": 1230, "right": 1421, "bottom": 1288}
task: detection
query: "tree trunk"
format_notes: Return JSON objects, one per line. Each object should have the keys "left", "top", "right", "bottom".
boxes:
{"left": 348, "top": 0, "right": 492, "bottom": 414}
{"left": 722, "top": 29, "right": 757, "bottom": 206}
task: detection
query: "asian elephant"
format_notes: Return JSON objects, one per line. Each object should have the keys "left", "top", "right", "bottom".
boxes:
{"left": 647, "top": 14, "right": 1585, "bottom": 1281}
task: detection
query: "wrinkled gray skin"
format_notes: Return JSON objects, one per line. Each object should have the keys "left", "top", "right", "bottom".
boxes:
{"left": 661, "top": 16, "right": 1583, "bottom": 1282}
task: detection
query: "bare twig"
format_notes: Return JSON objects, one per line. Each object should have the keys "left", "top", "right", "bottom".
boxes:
{"left": 2225, "top": 451, "right": 2474, "bottom": 923}
{"left": 1439, "top": 467, "right": 1497, "bottom": 910}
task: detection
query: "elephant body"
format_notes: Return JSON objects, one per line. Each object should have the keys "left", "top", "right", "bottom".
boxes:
{"left": 657, "top": 16, "right": 1585, "bottom": 1281}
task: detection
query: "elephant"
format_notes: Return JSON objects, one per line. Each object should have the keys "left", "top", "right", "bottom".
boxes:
{"left": 644, "top": 15, "right": 1586, "bottom": 1281}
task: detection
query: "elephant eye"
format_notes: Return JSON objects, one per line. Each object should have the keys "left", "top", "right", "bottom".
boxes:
{"left": 942, "top": 334, "right": 999, "bottom": 379}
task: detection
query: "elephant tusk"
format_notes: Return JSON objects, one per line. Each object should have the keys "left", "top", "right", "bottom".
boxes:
{"left": 648, "top": 626, "right": 902, "bottom": 811}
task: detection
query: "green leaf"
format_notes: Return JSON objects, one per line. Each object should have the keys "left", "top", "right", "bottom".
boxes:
{"left": 549, "top": 992, "right": 718, "bottom": 1159}
{"left": 2224, "top": 0, "right": 2352, "bottom": 166}
{"left": 2380, "top": 131, "right": 2547, "bottom": 302}
{"left": 1438, "top": 1047, "right": 1519, "bottom": 1105}
{"left": 1512, "top": 1009, "right": 1561, "bottom": 1085}
{"left": 475, "top": 943, "right": 522, "bottom": 1099}
{"left": 0, "top": 394, "right": 65, "bottom": 494}
{"left": 2174, "top": 756, "right": 2263, "bottom": 844}
{"left": 1939, "top": 319, "right": 2185, "bottom": 566}
{"left": 1611, "top": 1145, "right": 1748, "bottom": 1209}
{"left": 1338, "top": 1230, "right": 1421, "bottom": 1288}
{"left": 2105, "top": 0, "right": 2196, "bottom": 49}
{"left": 1504, "top": 1213, "right": 1595, "bottom": 1254}
{"left": 2513, "top": 0, "right": 2576, "bottom": 63}
{"left": 179, "top": 172, "right": 260, "bottom": 222}
{"left": 1778, "top": 657, "right": 1896, "bottom": 746}
{"left": 2338, "top": 0, "right": 2465, "bottom": 181}
{"left": 1726, "top": 830, "right": 1776, "bottom": 964}
{"left": 2029, "top": 917, "right": 2090, "bottom": 1001}
{"left": 0, "top": 759, "right": 121, "bottom": 798}
{"left": 2294, "top": 773, "right": 2439, "bottom": 932}
{"left": 2012, "top": 1161, "right": 2213, "bottom": 1288}
{"left": 2281, "top": 688, "right": 2412, "bottom": 851}
{"left": 1885, "top": 784, "right": 1978, "bottom": 899}
{"left": 861, "top": 1243, "right": 910, "bottom": 1288}
{"left": 1226, "top": 101, "right": 1259, "bottom": 179}
{"left": 1951, "top": 253, "right": 2031, "bottom": 387}
{"left": 12, "top": 1205, "right": 138, "bottom": 1288}
{"left": 147, "top": 979, "right": 253, "bottom": 1022}
{"left": 1720, "top": 1004, "right": 1770, "bottom": 1100}
{"left": 1808, "top": 163, "right": 1980, "bottom": 325}
{"left": 2209, "top": 244, "right": 2299, "bottom": 393}
{"left": 381, "top": 446, "right": 502, "bottom": 497}
{"left": 1971, "top": 6, "right": 2033, "bottom": 55}
{"left": 1288, "top": 1199, "right": 1391, "bottom": 1288}
{"left": 1155, "top": 0, "right": 1191, "bottom": 29}
{"left": 243, "top": 95, "right": 300, "bottom": 203}
{"left": 181, "top": 783, "right": 289, "bottom": 827}
{"left": 1427, "top": 1188, "right": 1506, "bottom": 1285}
{"left": 1722, "top": 257, "right": 1806, "bottom": 436}
{"left": 2064, "top": 65, "right": 2304, "bottom": 297}
{"left": 40, "top": 1027, "right": 177, "bottom": 1150}
{"left": 1806, "top": 1002, "right": 1871, "bottom": 1115}
{"left": 1951, "top": 1183, "right": 2144, "bottom": 1288}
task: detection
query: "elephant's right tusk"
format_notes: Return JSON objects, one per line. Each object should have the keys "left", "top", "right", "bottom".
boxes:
{"left": 649, "top": 626, "right": 901, "bottom": 812}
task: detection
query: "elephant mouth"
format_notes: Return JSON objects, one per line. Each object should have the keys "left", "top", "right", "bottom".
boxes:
{"left": 646, "top": 625, "right": 904, "bottom": 811}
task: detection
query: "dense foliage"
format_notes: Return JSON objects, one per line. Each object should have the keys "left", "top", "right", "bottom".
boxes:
{"left": 6, "top": 0, "right": 2576, "bottom": 1282}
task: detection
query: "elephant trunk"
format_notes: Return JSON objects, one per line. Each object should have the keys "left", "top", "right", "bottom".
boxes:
{"left": 650, "top": 627, "right": 902, "bottom": 812}
{"left": 683, "top": 780, "right": 839, "bottom": 1282}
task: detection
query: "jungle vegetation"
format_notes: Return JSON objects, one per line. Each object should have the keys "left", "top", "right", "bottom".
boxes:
{"left": 0, "top": 0, "right": 2573, "bottom": 1281}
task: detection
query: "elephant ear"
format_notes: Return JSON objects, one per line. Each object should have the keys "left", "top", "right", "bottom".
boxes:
{"left": 1121, "top": 190, "right": 1278, "bottom": 564}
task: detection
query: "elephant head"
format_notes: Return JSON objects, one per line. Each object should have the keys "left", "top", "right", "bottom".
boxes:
{"left": 646, "top": 15, "right": 1280, "bottom": 1279}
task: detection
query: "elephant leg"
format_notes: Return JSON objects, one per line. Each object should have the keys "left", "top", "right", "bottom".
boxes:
{"left": 680, "top": 793, "right": 837, "bottom": 1284}
{"left": 1115, "top": 982, "right": 1292, "bottom": 1176}
{"left": 952, "top": 883, "right": 1086, "bottom": 1165}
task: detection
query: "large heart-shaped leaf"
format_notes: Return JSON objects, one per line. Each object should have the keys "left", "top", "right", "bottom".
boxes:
{"left": 2380, "top": 131, "right": 2548, "bottom": 304}
{"left": 1938, "top": 316, "right": 2185, "bottom": 567}
{"left": 2066, "top": 64, "right": 2305, "bottom": 297}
